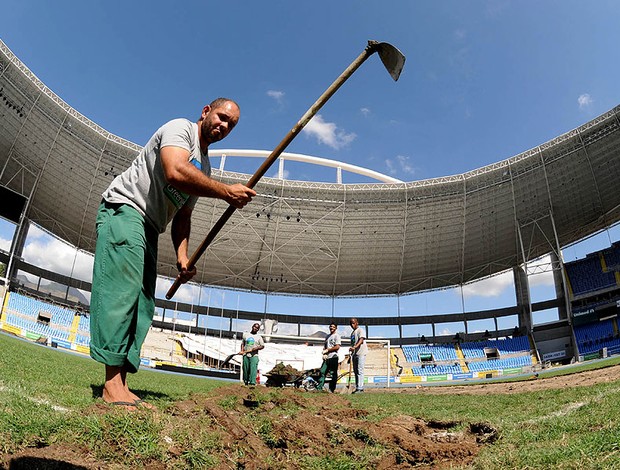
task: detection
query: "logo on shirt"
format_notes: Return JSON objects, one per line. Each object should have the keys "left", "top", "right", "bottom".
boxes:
{"left": 164, "top": 157, "right": 202, "bottom": 209}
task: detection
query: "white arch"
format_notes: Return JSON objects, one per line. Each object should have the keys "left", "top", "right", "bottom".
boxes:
{"left": 209, "top": 149, "right": 404, "bottom": 184}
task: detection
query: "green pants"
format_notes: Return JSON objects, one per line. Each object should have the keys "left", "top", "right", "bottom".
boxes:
{"left": 243, "top": 354, "right": 260, "bottom": 385}
{"left": 317, "top": 356, "right": 339, "bottom": 392}
{"left": 90, "top": 201, "right": 158, "bottom": 373}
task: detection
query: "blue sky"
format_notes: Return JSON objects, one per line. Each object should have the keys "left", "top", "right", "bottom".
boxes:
{"left": 2, "top": 1, "right": 620, "bottom": 335}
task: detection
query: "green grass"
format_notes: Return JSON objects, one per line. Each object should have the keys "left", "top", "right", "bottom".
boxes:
{"left": 358, "top": 380, "right": 620, "bottom": 469}
{"left": 0, "top": 332, "right": 229, "bottom": 464}
{"left": 2, "top": 331, "right": 620, "bottom": 468}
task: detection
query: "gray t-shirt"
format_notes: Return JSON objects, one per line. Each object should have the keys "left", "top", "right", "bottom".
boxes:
{"left": 350, "top": 326, "right": 368, "bottom": 356}
{"left": 242, "top": 332, "right": 265, "bottom": 357}
{"left": 102, "top": 119, "right": 211, "bottom": 233}
{"left": 324, "top": 333, "right": 341, "bottom": 359}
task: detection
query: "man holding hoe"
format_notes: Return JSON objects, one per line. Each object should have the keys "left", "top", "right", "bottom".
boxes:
{"left": 90, "top": 98, "right": 255, "bottom": 409}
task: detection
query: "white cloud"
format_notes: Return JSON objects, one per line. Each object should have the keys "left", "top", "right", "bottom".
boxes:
{"left": 438, "top": 327, "right": 455, "bottom": 336}
{"left": 267, "top": 90, "right": 285, "bottom": 104}
{"left": 22, "top": 236, "right": 93, "bottom": 282}
{"left": 270, "top": 168, "right": 290, "bottom": 179}
{"left": 578, "top": 93, "right": 593, "bottom": 110}
{"left": 156, "top": 278, "right": 199, "bottom": 304}
{"left": 528, "top": 270, "right": 555, "bottom": 287}
{"left": 360, "top": 107, "right": 371, "bottom": 117}
{"left": 526, "top": 255, "right": 556, "bottom": 287}
{"left": 461, "top": 256, "right": 555, "bottom": 299}
{"left": 303, "top": 114, "right": 356, "bottom": 150}
{"left": 385, "top": 155, "right": 415, "bottom": 177}
{"left": 0, "top": 237, "right": 11, "bottom": 251}
{"left": 462, "top": 270, "right": 513, "bottom": 298}
{"left": 27, "top": 224, "right": 49, "bottom": 240}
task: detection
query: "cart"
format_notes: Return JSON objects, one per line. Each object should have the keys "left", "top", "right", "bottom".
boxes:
{"left": 264, "top": 367, "right": 316, "bottom": 388}
{"left": 264, "top": 366, "right": 351, "bottom": 390}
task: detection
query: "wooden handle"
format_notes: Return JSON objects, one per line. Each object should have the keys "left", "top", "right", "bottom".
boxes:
{"left": 166, "top": 43, "right": 381, "bottom": 300}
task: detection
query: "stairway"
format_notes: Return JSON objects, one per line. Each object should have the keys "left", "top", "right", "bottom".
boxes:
{"left": 455, "top": 344, "right": 469, "bottom": 372}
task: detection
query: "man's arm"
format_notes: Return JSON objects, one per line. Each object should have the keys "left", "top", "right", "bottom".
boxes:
{"left": 333, "top": 335, "right": 341, "bottom": 352}
{"left": 325, "top": 337, "right": 341, "bottom": 353}
{"left": 239, "top": 337, "right": 264, "bottom": 355}
{"left": 160, "top": 146, "right": 255, "bottom": 208}
{"left": 350, "top": 331, "right": 365, "bottom": 353}
{"left": 171, "top": 204, "right": 196, "bottom": 284}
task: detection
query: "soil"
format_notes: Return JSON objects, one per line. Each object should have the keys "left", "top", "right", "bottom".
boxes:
{"left": 3, "top": 363, "right": 620, "bottom": 470}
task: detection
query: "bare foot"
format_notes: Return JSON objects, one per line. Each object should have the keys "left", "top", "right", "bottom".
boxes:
{"left": 102, "top": 386, "right": 138, "bottom": 408}
{"left": 102, "top": 365, "right": 155, "bottom": 410}
{"left": 133, "top": 398, "right": 156, "bottom": 410}
{"left": 102, "top": 365, "right": 140, "bottom": 409}
{"left": 127, "top": 391, "right": 156, "bottom": 409}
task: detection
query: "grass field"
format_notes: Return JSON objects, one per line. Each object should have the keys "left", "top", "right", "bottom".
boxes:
{"left": 1, "top": 331, "right": 620, "bottom": 469}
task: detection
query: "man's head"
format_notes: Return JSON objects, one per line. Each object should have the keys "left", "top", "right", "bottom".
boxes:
{"left": 329, "top": 323, "right": 337, "bottom": 334}
{"left": 251, "top": 323, "right": 260, "bottom": 334}
{"left": 198, "top": 98, "right": 240, "bottom": 150}
{"left": 349, "top": 318, "right": 359, "bottom": 330}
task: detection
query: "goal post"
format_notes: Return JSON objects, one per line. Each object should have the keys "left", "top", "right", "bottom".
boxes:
{"left": 337, "top": 338, "right": 394, "bottom": 389}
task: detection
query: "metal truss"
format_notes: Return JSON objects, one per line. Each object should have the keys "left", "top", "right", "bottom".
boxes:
{"left": 2, "top": 38, "right": 620, "bottom": 298}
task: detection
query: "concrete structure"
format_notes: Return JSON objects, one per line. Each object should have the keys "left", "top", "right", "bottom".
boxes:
{"left": 2, "top": 38, "right": 620, "bottom": 363}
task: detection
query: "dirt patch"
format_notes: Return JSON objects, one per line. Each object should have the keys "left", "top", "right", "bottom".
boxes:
{"left": 1, "top": 384, "right": 496, "bottom": 469}
{"left": 166, "top": 385, "right": 494, "bottom": 469}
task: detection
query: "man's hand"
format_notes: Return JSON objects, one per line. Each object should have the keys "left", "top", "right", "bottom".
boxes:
{"left": 225, "top": 183, "right": 256, "bottom": 209}
{"left": 176, "top": 258, "right": 197, "bottom": 284}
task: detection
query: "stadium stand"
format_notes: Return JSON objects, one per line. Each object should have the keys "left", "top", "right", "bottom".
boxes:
{"left": 411, "top": 364, "right": 463, "bottom": 376}
{"left": 3, "top": 291, "right": 81, "bottom": 344}
{"left": 467, "top": 355, "right": 532, "bottom": 372}
{"left": 602, "top": 242, "right": 620, "bottom": 271}
{"left": 460, "top": 336, "right": 530, "bottom": 358}
{"left": 565, "top": 254, "right": 617, "bottom": 296}
{"left": 402, "top": 344, "right": 458, "bottom": 363}
{"left": 401, "top": 336, "right": 534, "bottom": 378}
{"left": 74, "top": 314, "right": 91, "bottom": 346}
{"left": 567, "top": 244, "right": 620, "bottom": 358}
{"left": 574, "top": 319, "right": 620, "bottom": 356}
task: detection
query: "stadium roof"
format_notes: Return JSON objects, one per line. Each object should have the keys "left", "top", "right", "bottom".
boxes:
{"left": 2, "top": 39, "right": 620, "bottom": 298}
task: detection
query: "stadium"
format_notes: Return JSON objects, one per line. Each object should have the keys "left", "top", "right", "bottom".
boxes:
{"left": 2, "top": 33, "right": 620, "bottom": 468}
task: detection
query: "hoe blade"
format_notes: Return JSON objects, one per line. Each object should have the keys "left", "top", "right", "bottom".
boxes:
{"left": 375, "top": 41, "right": 406, "bottom": 81}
